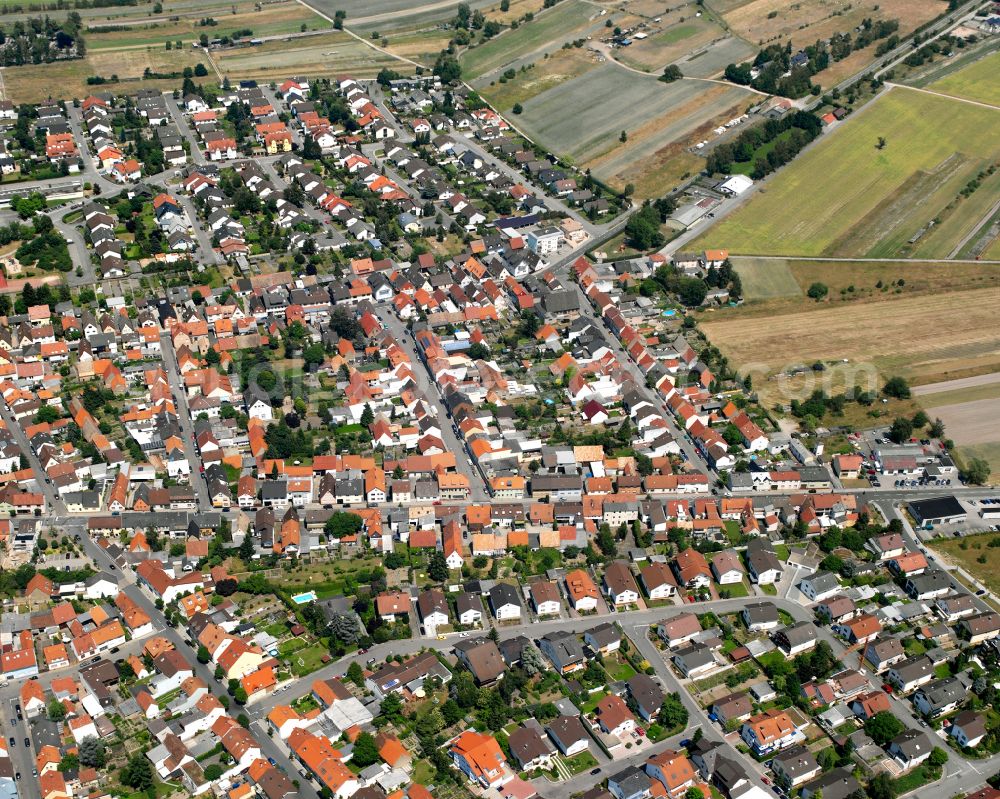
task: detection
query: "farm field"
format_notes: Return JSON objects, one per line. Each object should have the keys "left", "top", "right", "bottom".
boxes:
{"left": 909, "top": 167, "right": 1000, "bottom": 259}
{"left": 476, "top": 47, "right": 601, "bottom": 110}
{"left": 83, "top": 1, "right": 328, "bottom": 50}
{"left": 514, "top": 63, "right": 755, "bottom": 196}
{"left": 692, "top": 87, "right": 1000, "bottom": 256}
{"left": 586, "top": 82, "right": 755, "bottom": 197}
{"left": 716, "top": 0, "right": 944, "bottom": 53}
{"left": 929, "top": 397, "right": 1000, "bottom": 447}
{"left": 3, "top": 47, "right": 202, "bottom": 104}
{"left": 616, "top": 7, "right": 726, "bottom": 72}
{"left": 731, "top": 258, "right": 802, "bottom": 300}
{"left": 211, "top": 31, "right": 403, "bottom": 81}
{"left": 699, "top": 282, "right": 1000, "bottom": 406}
{"left": 459, "top": 0, "right": 601, "bottom": 80}
{"left": 382, "top": 28, "right": 456, "bottom": 63}
{"left": 303, "top": 0, "right": 490, "bottom": 27}
{"left": 674, "top": 36, "right": 757, "bottom": 78}
{"left": 925, "top": 48, "right": 1000, "bottom": 107}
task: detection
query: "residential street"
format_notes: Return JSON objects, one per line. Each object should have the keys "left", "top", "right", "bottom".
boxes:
{"left": 374, "top": 304, "right": 490, "bottom": 501}
{"left": 158, "top": 332, "right": 213, "bottom": 511}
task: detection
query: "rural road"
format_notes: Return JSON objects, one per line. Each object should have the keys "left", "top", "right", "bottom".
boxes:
{"left": 913, "top": 372, "right": 1000, "bottom": 396}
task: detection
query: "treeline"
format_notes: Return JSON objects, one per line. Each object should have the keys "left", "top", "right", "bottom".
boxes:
{"left": 828, "top": 18, "right": 899, "bottom": 60}
{"left": 0, "top": 0, "right": 134, "bottom": 11}
{"left": 0, "top": 12, "right": 85, "bottom": 65}
{"left": 725, "top": 19, "right": 899, "bottom": 98}
{"left": 903, "top": 33, "right": 969, "bottom": 67}
{"left": 705, "top": 110, "right": 822, "bottom": 179}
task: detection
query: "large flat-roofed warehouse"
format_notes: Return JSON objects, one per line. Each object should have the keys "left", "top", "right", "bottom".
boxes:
{"left": 909, "top": 496, "right": 967, "bottom": 527}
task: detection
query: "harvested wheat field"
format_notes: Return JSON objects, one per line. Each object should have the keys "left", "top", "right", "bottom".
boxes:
{"left": 700, "top": 287, "right": 1000, "bottom": 405}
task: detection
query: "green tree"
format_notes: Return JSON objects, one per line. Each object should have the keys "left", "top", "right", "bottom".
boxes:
{"left": 866, "top": 773, "right": 896, "bottom": 799}
{"left": 678, "top": 278, "right": 708, "bottom": 307}
{"left": 204, "top": 764, "right": 224, "bottom": 780}
{"left": 659, "top": 692, "right": 689, "bottom": 730}
{"left": 864, "top": 711, "right": 904, "bottom": 746}
{"left": 963, "top": 457, "right": 991, "bottom": 486}
{"left": 428, "top": 550, "right": 449, "bottom": 582}
{"left": 928, "top": 747, "right": 948, "bottom": 767}
{"left": 120, "top": 754, "right": 155, "bottom": 790}
{"left": 807, "top": 282, "right": 828, "bottom": 300}
{"left": 58, "top": 754, "right": 79, "bottom": 772}
{"left": 47, "top": 698, "right": 66, "bottom": 721}
{"left": 79, "top": 737, "right": 106, "bottom": 768}
{"left": 624, "top": 202, "right": 664, "bottom": 251}
{"left": 888, "top": 416, "right": 913, "bottom": 444}
{"left": 346, "top": 661, "right": 364, "bottom": 687}
{"left": 325, "top": 512, "right": 364, "bottom": 539}
{"left": 351, "top": 732, "right": 379, "bottom": 768}
{"left": 197, "top": 645, "right": 211, "bottom": 663}
{"left": 596, "top": 525, "right": 616, "bottom": 556}
{"left": 660, "top": 64, "right": 683, "bottom": 82}
{"left": 882, "top": 376, "right": 911, "bottom": 399}
{"left": 512, "top": 103, "right": 523, "bottom": 114}
{"left": 360, "top": 403, "right": 375, "bottom": 427}
{"left": 377, "top": 691, "right": 404, "bottom": 727}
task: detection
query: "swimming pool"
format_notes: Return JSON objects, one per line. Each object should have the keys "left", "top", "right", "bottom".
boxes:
{"left": 291, "top": 591, "right": 317, "bottom": 604}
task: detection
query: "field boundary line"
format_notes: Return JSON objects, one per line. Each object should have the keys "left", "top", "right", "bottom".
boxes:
{"left": 887, "top": 81, "right": 1000, "bottom": 112}
{"left": 201, "top": 47, "right": 224, "bottom": 83}
{"left": 292, "top": 0, "right": 422, "bottom": 69}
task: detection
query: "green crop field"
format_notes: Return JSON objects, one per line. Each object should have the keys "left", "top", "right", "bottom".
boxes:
{"left": 926, "top": 48, "right": 1000, "bottom": 107}
{"left": 693, "top": 87, "right": 1000, "bottom": 257}
{"left": 459, "top": 0, "right": 599, "bottom": 80}
{"left": 732, "top": 258, "right": 802, "bottom": 301}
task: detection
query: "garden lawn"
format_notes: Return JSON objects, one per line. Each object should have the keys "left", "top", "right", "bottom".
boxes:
{"left": 563, "top": 751, "right": 598, "bottom": 774}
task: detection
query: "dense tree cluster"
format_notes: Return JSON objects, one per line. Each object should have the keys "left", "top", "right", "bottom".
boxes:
{"left": 705, "top": 111, "right": 822, "bottom": 180}
{"left": 0, "top": 13, "right": 84, "bottom": 65}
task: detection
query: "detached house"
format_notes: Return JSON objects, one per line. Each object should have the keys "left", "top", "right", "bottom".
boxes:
{"left": 740, "top": 709, "right": 803, "bottom": 756}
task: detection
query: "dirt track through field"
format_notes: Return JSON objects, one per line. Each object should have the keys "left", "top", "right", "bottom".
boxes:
{"left": 914, "top": 372, "right": 1000, "bottom": 396}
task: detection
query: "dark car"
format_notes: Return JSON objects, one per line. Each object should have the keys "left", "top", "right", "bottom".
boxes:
{"left": 7, "top": 738, "right": 13, "bottom": 748}
{"left": 14, "top": 773, "right": 20, "bottom": 781}
{"left": 590, "top": 768, "right": 602, "bottom": 775}
{"left": 24, "top": 738, "right": 29, "bottom": 747}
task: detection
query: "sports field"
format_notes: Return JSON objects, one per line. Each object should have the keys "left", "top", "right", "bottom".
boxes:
{"left": 693, "top": 87, "right": 1000, "bottom": 256}
{"left": 459, "top": 0, "right": 601, "bottom": 80}
{"left": 926, "top": 49, "right": 1000, "bottom": 107}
